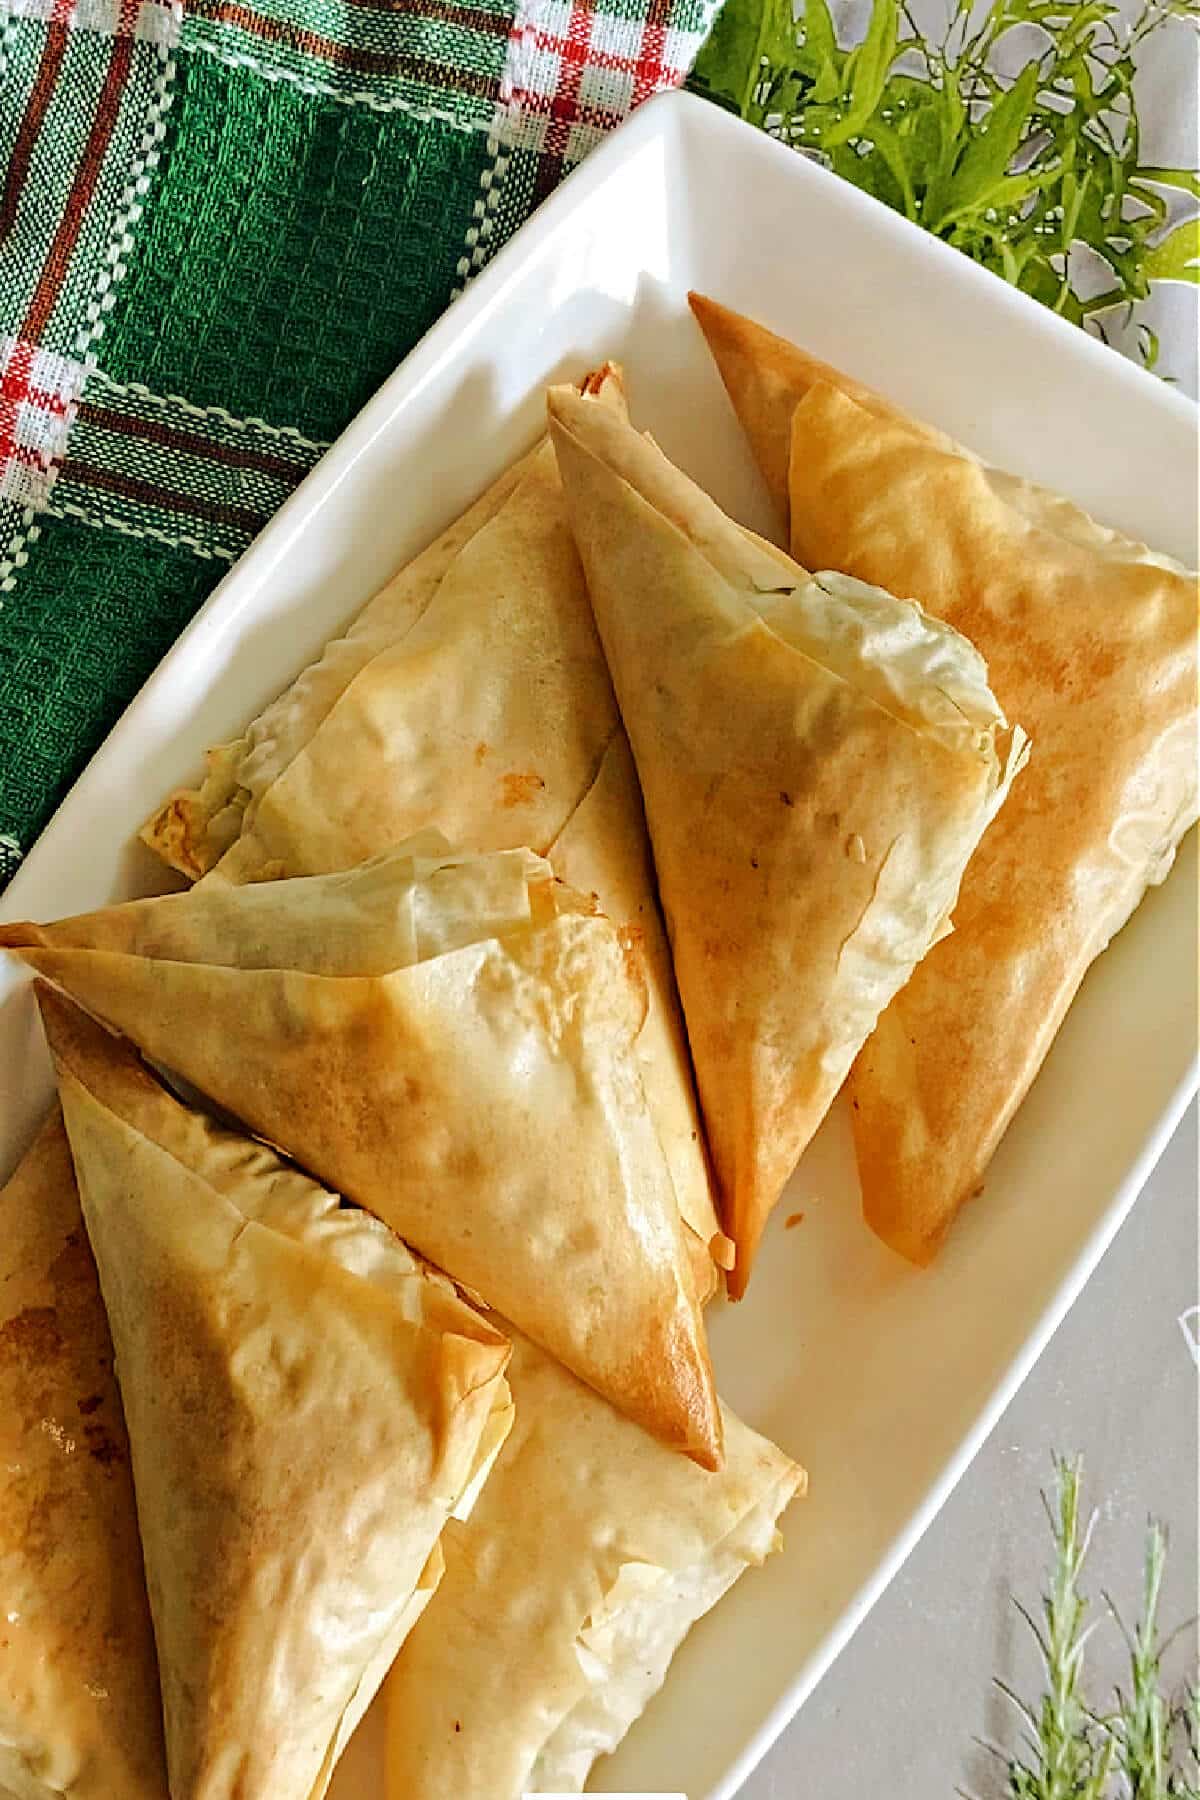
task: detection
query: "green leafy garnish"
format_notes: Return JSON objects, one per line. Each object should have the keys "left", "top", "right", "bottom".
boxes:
{"left": 690, "top": 0, "right": 1200, "bottom": 367}
{"left": 960, "top": 1456, "right": 1199, "bottom": 1798}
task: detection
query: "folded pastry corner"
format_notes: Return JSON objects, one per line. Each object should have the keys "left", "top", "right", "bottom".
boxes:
{"left": 0, "top": 1106, "right": 167, "bottom": 1800}
{"left": 36, "top": 982, "right": 513, "bottom": 1800}
{"left": 6, "top": 840, "right": 721, "bottom": 1467}
{"left": 136, "top": 361, "right": 724, "bottom": 1299}
{"left": 137, "top": 451, "right": 533, "bottom": 885}
{"left": 691, "top": 298, "right": 1198, "bottom": 1262}
{"left": 384, "top": 1328, "right": 804, "bottom": 1799}
{"left": 548, "top": 380, "right": 1025, "bottom": 1294}
{"left": 687, "top": 292, "right": 949, "bottom": 529}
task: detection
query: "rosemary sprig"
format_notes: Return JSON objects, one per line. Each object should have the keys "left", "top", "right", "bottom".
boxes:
{"left": 1001, "top": 1457, "right": 1114, "bottom": 1800}
{"left": 689, "top": 0, "right": 1200, "bottom": 368}
{"left": 1105, "top": 1522, "right": 1172, "bottom": 1796}
{"left": 961, "top": 1458, "right": 1197, "bottom": 1799}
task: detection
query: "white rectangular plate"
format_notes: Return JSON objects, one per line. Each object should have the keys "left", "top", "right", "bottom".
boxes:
{"left": 2, "top": 90, "right": 1196, "bottom": 1800}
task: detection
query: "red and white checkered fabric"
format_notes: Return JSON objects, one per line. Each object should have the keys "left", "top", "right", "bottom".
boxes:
{"left": 501, "top": 0, "right": 716, "bottom": 162}
{"left": 0, "top": 336, "right": 85, "bottom": 510}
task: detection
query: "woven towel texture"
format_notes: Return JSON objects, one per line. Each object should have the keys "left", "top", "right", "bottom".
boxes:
{"left": 0, "top": 0, "right": 717, "bottom": 888}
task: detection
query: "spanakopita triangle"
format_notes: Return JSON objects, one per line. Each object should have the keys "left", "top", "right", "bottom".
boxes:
{"left": 38, "top": 985, "right": 512, "bottom": 1800}
{"left": 0, "top": 1106, "right": 168, "bottom": 1800}
{"left": 385, "top": 1324, "right": 803, "bottom": 1800}
{"left": 4, "top": 841, "right": 721, "bottom": 1466}
{"left": 548, "top": 383, "right": 1025, "bottom": 1293}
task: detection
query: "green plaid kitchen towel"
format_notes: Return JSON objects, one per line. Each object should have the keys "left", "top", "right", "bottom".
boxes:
{"left": 0, "top": 0, "right": 721, "bottom": 889}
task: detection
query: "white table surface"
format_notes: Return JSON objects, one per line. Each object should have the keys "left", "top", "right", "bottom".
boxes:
{"left": 741, "top": 7, "right": 1198, "bottom": 1793}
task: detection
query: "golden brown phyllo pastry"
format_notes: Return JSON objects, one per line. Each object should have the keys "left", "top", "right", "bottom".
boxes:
{"left": 548, "top": 383, "right": 1026, "bottom": 1295}
{"left": 384, "top": 1327, "right": 804, "bottom": 1799}
{"left": 690, "top": 293, "right": 1199, "bottom": 1264}
{"left": 0, "top": 1106, "right": 168, "bottom": 1800}
{"left": 37, "top": 986, "right": 513, "bottom": 1800}
{"left": 2, "top": 839, "right": 722, "bottom": 1467}
{"left": 138, "top": 367, "right": 725, "bottom": 1295}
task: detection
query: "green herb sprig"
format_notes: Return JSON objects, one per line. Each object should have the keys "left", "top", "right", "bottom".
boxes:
{"left": 961, "top": 1456, "right": 1198, "bottom": 1799}
{"left": 690, "top": 0, "right": 1200, "bottom": 368}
